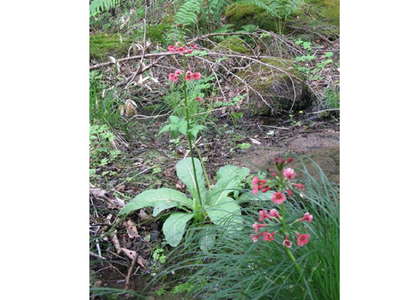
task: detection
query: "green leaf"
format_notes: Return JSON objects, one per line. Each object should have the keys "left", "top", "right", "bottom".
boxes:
{"left": 208, "top": 165, "right": 249, "bottom": 206}
{"left": 119, "top": 188, "right": 192, "bottom": 217}
{"left": 176, "top": 158, "right": 206, "bottom": 201}
{"left": 162, "top": 213, "right": 194, "bottom": 247}
{"left": 206, "top": 196, "right": 243, "bottom": 226}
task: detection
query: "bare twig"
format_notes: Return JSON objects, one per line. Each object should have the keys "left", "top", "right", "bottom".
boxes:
{"left": 124, "top": 255, "right": 138, "bottom": 290}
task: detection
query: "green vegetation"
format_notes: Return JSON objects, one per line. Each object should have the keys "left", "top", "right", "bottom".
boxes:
{"left": 90, "top": 33, "right": 132, "bottom": 60}
{"left": 89, "top": 1, "right": 339, "bottom": 299}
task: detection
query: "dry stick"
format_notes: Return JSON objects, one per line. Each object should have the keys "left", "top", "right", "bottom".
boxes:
{"left": 124, "top": 254, "right": 138, "bottom": 290}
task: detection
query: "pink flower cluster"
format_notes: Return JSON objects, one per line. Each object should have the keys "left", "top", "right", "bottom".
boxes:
{"left": 251, "top": 158, "right": 306, "bottom": 205}
{"left": 167, "top": 44, "right": 198, "bottom": 55}
{"left": 251, "top": 210, "right": 313, "bottom": 247}
{"left": 249, "top": 161, "right": 313, "bottom": 248}
{"left": 167, "top": 69, "right": 202, "bottom": 83}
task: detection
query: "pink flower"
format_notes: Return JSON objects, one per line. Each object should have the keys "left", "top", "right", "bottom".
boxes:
{"left": 258, "top": 209, "right": 270, "bottom": 222}
{"left": 286, "top": 189, "right": 293, "bottom": 196}
{"left": 195, "top": 96, "right": 203, "bottom": 102}
{"left": 176, "top": 47, "right": 186, "bottom": 54}
{"left": 271, "top": 191, "right": 286, "bottom": 204}
{"left": 191, "top": 72, "right": 201, "bottom": 80}
{"left": 283, "top": 168, "right": 296, "bottom": 180}
{"left": 268, "top": 209, "right": 280, "bottom": 218}
{"left": 168, "top": 73, "right": 178, "bottom": 82}
{"left": 175, "top": 69, "right": 184, "bottom": 76}
{"left": 252, "top": 223, "right": 267, "bottom": 233}
{"left": 283, "top": 236, "right": 292, "bottom": 248}
{"left": 300, "top": 212, "right": 313, "bottom": 223}
{"left": 252, "top": 176, "right": 268, "bottom": 194}
{"left": 296, "top": 233, "right": 310, "bottom": 247}
{"left": 185, "top": 71, "right": 193, "bottom": 80}
{"left": 286, "top": 157, "right": 294, "bottom": 164}
{"left": 250, "top": 234, "right": 260, "bottom": 242}
{"left": 293, "top": 183, "right": 305, "bottom": 190}
{"left": 167, "top": 45, "right": 176, "bottom": 52}
{"left": 261, "top": 231, "right": 275, "bottom": 241}
{"left": 183, "top": 47, "right": 193, "bottom": 54}
{"left": 274, "top": 157, "right": 285, "bottom": 164}
{"left": 261, "top": 186, "right": 271, "bottom": 193}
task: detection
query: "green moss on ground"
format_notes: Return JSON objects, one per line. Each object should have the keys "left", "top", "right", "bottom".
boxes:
{"left": 90, "top": 33, "right": 133, "bottom": 61}
{"left": 236, "top": 57, "right": 312, "bottom": 115}
{"left": 213, "top": 36, "right": 251, "bottom": 54}
{"left": 224, "top": 3, "right": 283, "bottom": 33}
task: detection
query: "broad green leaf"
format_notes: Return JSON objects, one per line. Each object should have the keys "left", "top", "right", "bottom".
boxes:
{"left": 162, "top": 213, "right": 194, "bottom": 247}
{"left": 176, "top": 158, "right": 206, "bottom": 201}
{"left": 208, "top": 165, "right": 249, "bottom": 206}
{"left": 206, "top": 196, "right": 243, "bottom": 226}
{"left": 119, "top": 188, "right": 192, "bottom": 216}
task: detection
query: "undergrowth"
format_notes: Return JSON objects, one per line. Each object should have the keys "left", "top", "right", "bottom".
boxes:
{"left": 148, "top": 160, "right": 339, "bottom": 299}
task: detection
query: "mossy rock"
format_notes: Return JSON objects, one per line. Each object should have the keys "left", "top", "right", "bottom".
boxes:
{"left": 213, "top": 36, "right": 251, "bottom": 54}
{"left": 90, "top": 33, "right": 133, "bottom": 61}
{"left": 224, "top": 3, "right": 287, "bottom": 33}
{"left": 236, "top": 57, "right": 314, "bottom": 115}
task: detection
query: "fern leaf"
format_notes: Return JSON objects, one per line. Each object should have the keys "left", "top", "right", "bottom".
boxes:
{"left": 175, "top": 0, "right": 202, "bottom": 26}
{"left": 90, "top": 0, "right": 120, "bottom": 17}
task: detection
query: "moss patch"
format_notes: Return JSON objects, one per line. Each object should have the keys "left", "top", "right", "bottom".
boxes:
{"left": 90, "top": 33, "right": 133, "bottom": 61}
{"left": 213, "top": 36, "right": 251, "bottom": 54}
{"left": 224, "top": 3, "right": 285, "bottom": 33}
{"left": 236, "top": 57, "right": 312, "bottom": 115}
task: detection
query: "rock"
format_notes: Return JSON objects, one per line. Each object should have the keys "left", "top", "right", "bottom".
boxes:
{"left": 236, "top": 57, "right": 314, "bottom": 115}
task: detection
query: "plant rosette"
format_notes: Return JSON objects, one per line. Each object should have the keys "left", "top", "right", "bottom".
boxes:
{"left": 119, "top": 157, "right": 249, "bottom": 247}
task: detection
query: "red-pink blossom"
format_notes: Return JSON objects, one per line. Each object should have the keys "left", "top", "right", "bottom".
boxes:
{"left": 293, "top": 183, "right": 305, "bottom": 190}
{"left": 252, "top": 223, "right": 267, "bottom": 233}
{"left": 271, "top": 191, "right": 286, "bottom": 204}
{"left": 300, "top": 212, "right": 313, "bottom": 223}
{"left": 286, "top": 157, "right": 294, "bottom": 164}
{"left": 176, "top": 47, "right": 186, "bottom": 54}
{"left": 258, "top": 209, "right": 270, "bottom": 222}
{"left": 283, "top": 236, "right": 292, "bottom": 248}
{"left": 252, "top": 176, "right": 267, "bottom": 194}
{"left": 261, "top": 231, "right": 275, "bottom": 241}
{"left": 268, "top": 209, "right": 280, "bottom": 218}
{"left": 195, "top": 96, "right": 203, "bottom": 102}
{"left": 283, "top": 168, "right": 296, "bottom": 180}
{"left": 296, "top": 233, "right": 310, "bottom": 247}
{"left": 174, "top": 69, "right": 184, "bottom": 76}
{"left": 168, "top": 73, "right": 178, "bottom": 82}
{"left": 167, "top": 45, "right": 176, "bottom": 52}
{"left": 286, "top": 189, "right": 294, "bottom": 196}
{"left": 185, "top": 71, "right": 193, "bottom": 80}
{"left": 191, "top": 72, "right": 201, "bottom": 80}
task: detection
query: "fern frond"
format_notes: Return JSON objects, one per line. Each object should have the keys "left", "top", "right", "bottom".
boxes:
{"left": 208, "top": 0, "right": 229, "bottom": 20}
{"left": 174, "top": 0, "right": 202, "bottom": 26}
{"left": 90, "top": 0, "right": 120, "bottom": 17}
